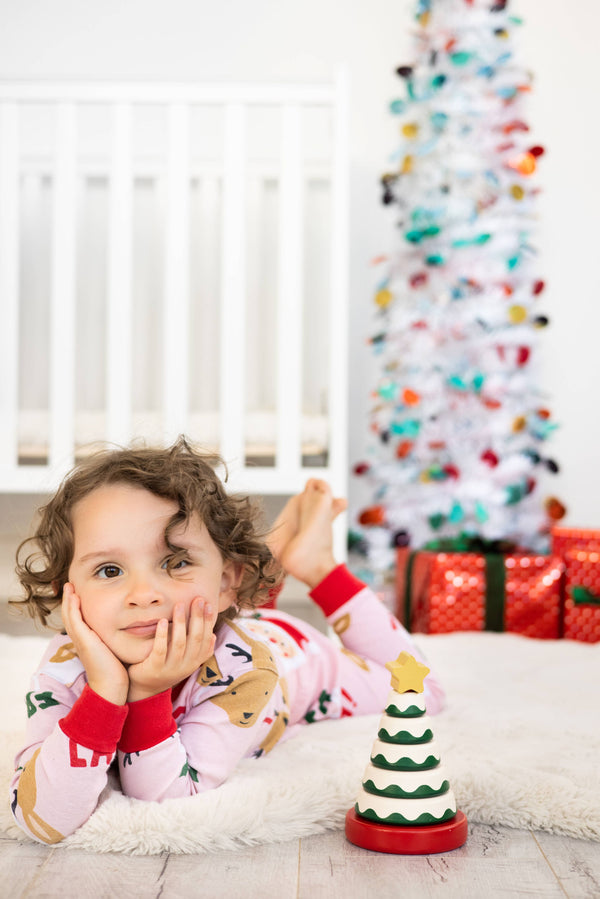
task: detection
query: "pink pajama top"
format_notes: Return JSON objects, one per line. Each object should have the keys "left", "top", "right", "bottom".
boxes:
{"left": 10, "top": 566, "right": 444, "bottom": 843}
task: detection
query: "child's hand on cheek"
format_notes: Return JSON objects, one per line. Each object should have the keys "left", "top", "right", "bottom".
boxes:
{"left": 62, "top": 583, "right": 130, "bottom": 706}
{"left": 127, "top": 597, "right": 218, "bottom": 703}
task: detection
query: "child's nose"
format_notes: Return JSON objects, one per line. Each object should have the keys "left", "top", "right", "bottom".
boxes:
{"left": 126, "top": 576, "right": 164, "bottom": 607}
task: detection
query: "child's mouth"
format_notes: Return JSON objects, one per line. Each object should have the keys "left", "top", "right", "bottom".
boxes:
{"left": 123, "top": 620, "right": 161, "bottom": 637}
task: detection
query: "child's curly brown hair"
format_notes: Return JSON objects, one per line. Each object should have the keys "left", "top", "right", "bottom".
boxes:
{"left": 13, "top": 436, "right": 282, "bottom": 630}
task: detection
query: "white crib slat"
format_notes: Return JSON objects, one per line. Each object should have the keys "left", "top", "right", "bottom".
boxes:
{"left": 49, "top": 103, "right": 77, "bottom": 475}
{"left": 0, "top": 103, "right": 20, "bottom": 469}
{"left": 163, "top": 103, "right": 190, "bottom": 442}
{"left": 196, "top": 175, "right": 221, "bottom": 416}
{"left": 276, "top": 105, "right": 303, "bottom": 474}
{"left": 106, "top": 103, "right": 133, "bottom": 446}
{"left": 329, "top": 70, "right": 350, "bottom": 559}
{"left": 219, "top": 104, "right": 246, "bottom": 466}
{"left": 244, "top": 175, "right": 262, "bottom": 411}
{"left": 328, "top": 71, "right": 350, "bottom": 481}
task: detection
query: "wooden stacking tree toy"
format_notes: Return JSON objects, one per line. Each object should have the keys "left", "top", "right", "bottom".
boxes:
{"left": 345, "top": 652, "right": 468, "bottom": 854}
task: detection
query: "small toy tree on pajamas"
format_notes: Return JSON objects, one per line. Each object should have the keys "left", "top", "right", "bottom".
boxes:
{"left": 345, "top": 652, "right": 467, "bottom": 854}
{"left": 354, "top": 0, "right": 564, "bottom": 571}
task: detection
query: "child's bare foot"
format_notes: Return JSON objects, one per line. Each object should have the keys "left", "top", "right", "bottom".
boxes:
{"left": 267, "top": 493, "right": 302, "bottom": 564}
{"left": 279, "top": 479, "right": 347, "bottom": 588}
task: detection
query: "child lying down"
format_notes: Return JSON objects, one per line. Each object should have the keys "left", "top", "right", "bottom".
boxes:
{"left": 9, "top": 437, "right": 444, "bottom": 843}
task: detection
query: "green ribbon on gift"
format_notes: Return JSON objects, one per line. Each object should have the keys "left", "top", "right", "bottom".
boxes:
{"left": 571, "top": 586, "right": 600, "bottom": 606}
{"left": 423, "top": 533, "right": 516, "bottom": 555}
{"left": 484, "top": 554, "right": 506, "bottom": 632}
{"left": 404, "top": 550, "right": 418, "bottom": 629}
{"left": 404, "top": 534, "right": 512, "bottom": 632}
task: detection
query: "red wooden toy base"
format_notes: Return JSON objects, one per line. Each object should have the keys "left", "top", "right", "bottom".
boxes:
{"left": 345, "top": 808, "right": 468, "bottom": 855}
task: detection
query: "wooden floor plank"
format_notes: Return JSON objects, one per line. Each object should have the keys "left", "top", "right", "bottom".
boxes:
{"left": 0, "top": 838, "right": 54, "bottom": 899}
{"left": 18, "top": 846, "right": 168, "bottom": 899}
{"left": 0, "top": 838, "right": 301, "bottom": 899}
{"left": 534, "top": 832, "right": 600, "bottom": 898}
{"left": 160, "top": 840, "right": 299, "bottom": 898}
{"left": 3, "top": 824, "right": 599, "bottom": 899}
{"left": 297, "top": 825, "right": 566, "bottom": 899}
{"left": 448, "top": 822, "right": 540, "bottom": 858}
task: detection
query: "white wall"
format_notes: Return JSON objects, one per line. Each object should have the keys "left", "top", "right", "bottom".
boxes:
{"left": 517, "top": 0, "right": 600, "bottom": 528}
{"left": 0, "top": 0, "right": 598, "bottom": 530}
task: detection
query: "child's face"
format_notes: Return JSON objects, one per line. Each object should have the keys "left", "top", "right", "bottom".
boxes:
{"left": 67, "top": 483, "right": 239, "bottom": 664}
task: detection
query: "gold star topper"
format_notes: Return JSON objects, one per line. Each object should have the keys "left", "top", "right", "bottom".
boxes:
{"left": 385, "top": 652, "right": 430, "bottom": 694}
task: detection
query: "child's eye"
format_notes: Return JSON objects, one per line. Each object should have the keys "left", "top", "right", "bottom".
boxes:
{"left": 96, "top": 564, "right": 123, "bottom": 579}
{"left": 162, "top": 557, "right": 191, "bottom": 571}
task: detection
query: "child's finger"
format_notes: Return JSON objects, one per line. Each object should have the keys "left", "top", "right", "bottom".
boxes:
{"left": 61, "top": 583, "right": 81, "bottom": 635}
{"left": 187, "top": 597, "right": 216, "bottom": 654}
{"left": 186, "top": 597, "right": 210, "bottom": 642}
{"left": 204, "top": 598, "right": 218, "bottom": 631}
{"left": 61, "top": 582, "right": 72, "bottom": 612}
{"left": 150, "top": 617, "right": 170, "bottom": 661}
{"left": 169, "top": 602, "right": 187, "bottom": 659}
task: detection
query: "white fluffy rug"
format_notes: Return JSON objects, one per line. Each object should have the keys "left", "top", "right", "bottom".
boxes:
{"left": 1, "top": 630, "right": 599, "bottom": 854}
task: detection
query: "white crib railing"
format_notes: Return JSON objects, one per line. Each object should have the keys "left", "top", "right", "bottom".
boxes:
{"left": 0, "top": 77, "right": 349, "bottom": 498}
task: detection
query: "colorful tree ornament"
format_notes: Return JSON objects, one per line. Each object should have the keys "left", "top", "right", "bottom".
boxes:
{"left": 355, "top": 0, "right": 562, "bottom": 570}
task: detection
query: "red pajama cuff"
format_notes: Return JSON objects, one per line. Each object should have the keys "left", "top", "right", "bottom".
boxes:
{"left": 308, "top": 564, "right": 367, "bottom": 617}
{"left": 117, "top": 690, "right": 177, "bottom": 753}
{"left": 262, "top": 580, "right": 284, "bottom": 609}
{"left": 59, "top": 684, "right": 128, "bottom": 753}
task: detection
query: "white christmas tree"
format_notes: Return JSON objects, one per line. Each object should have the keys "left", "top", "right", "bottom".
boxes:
{"left": 354, "top": 0, "right": 564, "bottom": 570}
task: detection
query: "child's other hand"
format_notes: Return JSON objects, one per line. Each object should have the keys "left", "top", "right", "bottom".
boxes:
{"left": 62, "top": 584, "right": 130, "bottom": 705}
{"left": 126, "top": 598, "right": 217, "bottom": 702}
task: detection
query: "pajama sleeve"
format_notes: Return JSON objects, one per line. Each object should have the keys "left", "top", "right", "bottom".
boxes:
{"left": 310, "top": 564, "right": 446, "bottom": 714}
{"left": 117, "top": 657, "right": 289, "bottom": 800}
{"left": 10, "top": 676, "right": 127, "bottom": 844}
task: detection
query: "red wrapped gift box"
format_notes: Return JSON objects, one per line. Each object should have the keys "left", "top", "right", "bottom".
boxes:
{"left": 396, "top": 548, "right": 564, "bottom": 639}
{"left": 551, "top": 527, "right": 600, "bottom": 643}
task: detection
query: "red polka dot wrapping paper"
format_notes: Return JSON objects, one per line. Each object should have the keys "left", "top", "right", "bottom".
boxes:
{"left": 551, "top": 528, "right": 600, "bottom": 643}
{"left": 396, "top": 548, "right": 564, "bottom": 639}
